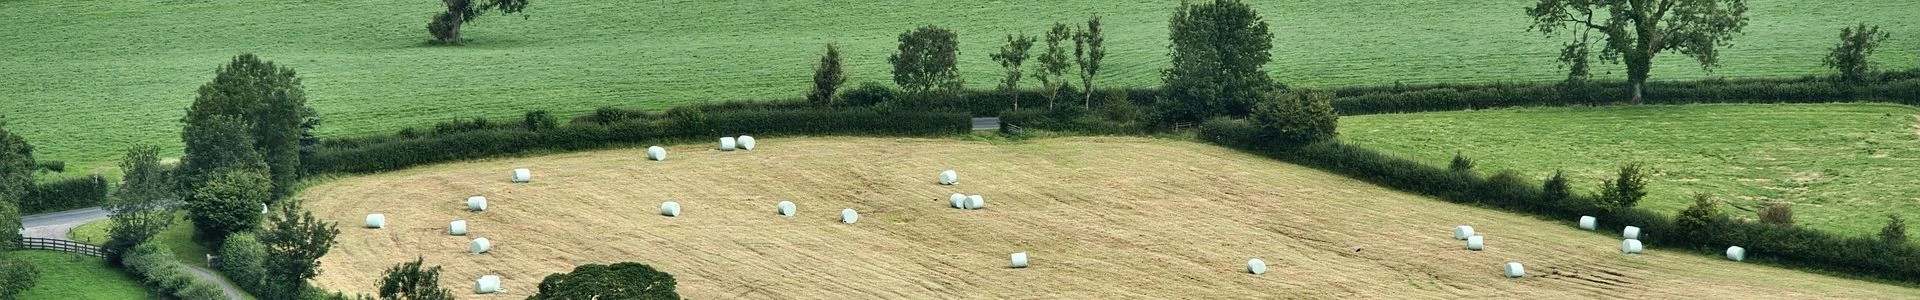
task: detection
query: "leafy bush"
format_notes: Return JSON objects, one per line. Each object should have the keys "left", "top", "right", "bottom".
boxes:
{"left": 1594, "top": 163, "right": 1648, "bottom": 212}
{"left": 528, "top": 262, "right": 677, "bottom": 300}
{"left": 523, "top": 110, "right": 558, "bottom": 131}
{"left": 1542, "top": 170, "right": 1572, "bottom": 204}
{"left": 20, "top": 175, "right": 108, "bottom": 214}
{"left": 1758, "top": 202, "right": 1794, "bottom": 225}
{"left": 1447, "top": 152, "right": 1474, "bottom": 173}
{"left": 1884, "top": 215, "right": 1909, "bottom": 244}
{"left": 219, "top": 232, "right": 268, "bottom": 293}
{"left": 841, "top": 82, "right": 899, "bottom": 107}
{"left": 123, "top": 241, "right": 225, "bottom": 299}
{"left": 378, "top": 257, "right": 452, "bottom": 300}
{"left": 0, "top": 258, "right": 38, "bottom": 299}
{"left": 1249, "top": 90, "right": 1338, "bottom": 145}
{"left": 1676, "top": 193, "right": 1726, "bottom": 241}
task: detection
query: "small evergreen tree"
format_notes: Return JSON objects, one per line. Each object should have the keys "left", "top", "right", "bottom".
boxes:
{"left": 808, "top": 43, "right": 848, "bottom": 106}
{"left": 1249, "top": 89, "right": 1338, "bottom": 145}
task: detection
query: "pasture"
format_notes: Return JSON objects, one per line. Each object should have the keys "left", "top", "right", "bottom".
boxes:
{"left": 1340, "top": 103, "right": 1920, "bottom": 237}
{"left": 3, "top": 250, "right": 152, "bottom": 300}
{"left": 1, "top": 0, "right": 1915, "bottom": 171}
{"left": 301, "top": 137, "right": 1916, "bottom": 298}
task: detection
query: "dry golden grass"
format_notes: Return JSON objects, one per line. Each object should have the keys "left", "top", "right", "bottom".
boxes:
{"left": 301, "top": 137, "right": 1918, "bottom": 299}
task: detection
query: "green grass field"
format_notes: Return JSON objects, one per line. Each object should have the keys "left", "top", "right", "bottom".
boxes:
{"left": 2, "top": 0, "right": 1915, "bottom": 172}
{"left": 69, "top": 214, "right": 216, "bottom": 269}
{"left": 4, "top": 250, "right": 153, "bottom": 300}
{"left": 1339, "top": 103, "right": 1920, "bottom": 237}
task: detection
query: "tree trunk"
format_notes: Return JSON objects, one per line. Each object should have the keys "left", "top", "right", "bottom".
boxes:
{"left": 448, "top": 14, "right": 464, "bottom": 44}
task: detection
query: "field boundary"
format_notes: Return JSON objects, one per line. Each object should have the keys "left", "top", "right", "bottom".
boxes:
{"left": 15, "top": 237, "right": 105, "bottom": 257}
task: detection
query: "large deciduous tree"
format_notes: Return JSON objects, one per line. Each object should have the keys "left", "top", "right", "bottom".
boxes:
{"left": 105, "top": 145, "right": 178, "bottom": 261}
{"left": 990, "top": 34, "right": 1034, "bottom": 110}
{"left": 185, "top": 54, "right": 314, "bottom": 201}
{"left": 1527, "top": 0, "right": 1750, "bottom": 104}
{"left": 428, "top": 0, "right": 530, "bottom": 44}
{"left": 1035, "top": 23, "right": 1075, "bottom": 108}
{"left": 890, "top": 25, "right": 962, "bottom": 95}
{"left": 1074, "top": 15, "right": 1106, "bottom": 109}
{"left": 808, "top": 43, "right": 848, "bottom": 106}
{"left": 1160, "top": 0, "right": 1277, "bottom": 123}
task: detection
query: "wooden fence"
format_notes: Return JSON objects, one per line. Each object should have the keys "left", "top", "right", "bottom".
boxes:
{"left": 15, "top": 237, "right": 105, "bottom": 257}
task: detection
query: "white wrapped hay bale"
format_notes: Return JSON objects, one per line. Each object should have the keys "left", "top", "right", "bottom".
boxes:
{"left": 718, "top": 137, "right": 737, "bottom": 151}
{"left": 449, "top": 220, "right": 467, "bottom": 236}
{"left": 511, "top": 168, "right": 531, "bottom": 183}
{"left": 737, "top": 135, "right": 756, "bottom": 150}
{"left": 475, "top": 275, "right": 501, "bottom": 294}
{"left": 939, "top": 169, "right": 958, "bottom": 185}
{"left": 1726, "top": 246, "right": 1745, "bottom": 261}
{"left": 1247, "top": 259, "right": 1267, "bottom": 275}
{"left": 777, "top": 201, "right": 796, "bottom": 217}
{"left": 841, "top": 208, "right": 859, "bottom": 224}
{"left": 1010, "top": 252, "right": 1029, "bottom": 268}
{"left": 467, "top": 196, "right": 487, "bottom": 211}
{"left": 365, "top": 214, "right": 385, "bottom": 229}
{"left": 1466, "top": 235, "right": 1485, "bottom": 251}
{"left": 1621, "top": 239, "right": 1644, "bottom": 254}
{"left": 660, "top": 201, "right": 681, "bottom": 217}
{"left": 1504, "top": 262, "right": 1526, "bottom": 278}
{"left": 965, "top": 195, "right": 985, "bottom": 210}
{"left": 261, "top": 203, "right": 269, "bottom": 214}
{"left": 647, "top": 146, "right": 668, "bottom": 161}
{"left": 1623, "top": 226, "right": 1642, "bottom": 240}
{"left": 470, "top": 237, "right": 492, "bottom": 254}
{"left": 949, "top": 193, "right": 967, "bottom": 209}
{"left": 1578, "top": 216, "right": 1597, "bottom": 230}
{"left": 1453, "top": 226, "right": 1475, "bottom": 240}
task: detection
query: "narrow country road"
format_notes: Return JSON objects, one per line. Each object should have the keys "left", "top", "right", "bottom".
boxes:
{"left": 20, "top": 207, "right": 250, "bottom": 300}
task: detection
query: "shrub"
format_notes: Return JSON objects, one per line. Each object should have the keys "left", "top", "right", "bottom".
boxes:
{"left": 1447, "top": 152, "right": 1474, "bottom": 173}
{"left": 378, "top": 257, "right": 453, "bottom": 300}
{"left": 123, "top": 241, "right": 223, "bottom": 299}
{"left": 20, "top": 175, "right": 108, "bottom": 214}
{"left": 0, "top": 258, "right": 38, "bottom": 299}
{"left": 219, "top": 232, "right": 268, "bottom": 293}
{"left": 1884, "top": 215, "right": 1909, "bottom": 244}
{"left": 841, "top": 82, "right": 899, "bottom": 107}
{"left": 36, "top": 161, "right": 62, "bottom": 173}
{"left": 523, "top": 110, "right": 558, "bottom": 131}
{"left": 1676, "top": 193, "right": 1725, "bottom": 239}
{"left": 1594, "top": 163, "right": 1648, "bottom": 212}
{"left": 1542, "top": 170, "right": 1572, "bottom": 204}
{"left": 528, "top": 262, "right": 677, "bottom": 300}
{"left": 1758, "top": 202, "right": 1794, "bottom": 225}
{"left": 1249, "top": 90, "right": 1338, "bottom": 145}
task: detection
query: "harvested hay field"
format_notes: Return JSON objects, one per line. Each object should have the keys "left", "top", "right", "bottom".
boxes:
{"left": 302, "top": 137, "right": 1918, "bottom": 298}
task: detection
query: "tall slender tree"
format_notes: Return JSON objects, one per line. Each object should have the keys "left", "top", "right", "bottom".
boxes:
{"left": 991, "top": 34, "right": 1035, "bottom": 110}
{"left": 1035, "top": 23, "right": 1074, "bottom": 108}
{"left": 1527, "top": 0, "right": 1750, "bottom": 104}
{"left": 808, "top": 43, "right": 848, "bottom": 106}
{"left": 1074, "top": 15, "right": 1106, "bottom": 108}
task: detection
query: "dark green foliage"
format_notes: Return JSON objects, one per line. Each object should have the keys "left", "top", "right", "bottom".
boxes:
{"left": 36, "top": 161, "right": 62, "bottom": 173}
{"left": 523, "top": 110, "right": 558, "bottom": 131}
{"left": 991, "top": 35, "right": 1034, "bottom": 110}
{"left": 219, "top": 232, "right": 267, "bottom": 294}
{"left": 1884, "top": 215, "right": 1909, "bottom": 244}
{"left": 1825, "top": 23, "right": 1891, "bottom": 83}
{"left": 20, "top": 175, "right": 108, "bottom": 214}
{"left": 185, "top": 167, "right": 270, "bottom": 246}
{"left": 1447, "top": 152, "right": 1474, "bottom": 173}
{"left": 1595, "top": 162, "right": 1648, "bottom": 212}
{"left": 1526, "top": 0, "right": 1750, "bottom": 103}
{"left": 432, "top": 116, "right": 508, "bottom": 135}
{"left": 1160, "top": 0, "right": 1277, "bottom": 123}
{"left": 260, "top": 202, "right": 340, "bottom": 300}
{"left": 1543, "top": 170, "right": 1572, "bottom": 204}
{"left": 1758, "top": 201, "right": 1793, "bottom": 225}
{"left": 841, "top": 82, "right": 899, "bottom": 107}
{"left": 810, "top": 44, "right": 848, "bottom": 106}
{"left": 428, "top": 0, "right": 531, "bottom": 44}
{"left": 528, "top": 262, "right": 677, "bottom": 300}
{"left": 185, "top": 54, "right": 311, "bottom": 201}
{"left": 1073, "top": 15, "right": 1105, "bottom": 108}
{"left": 1676, "top": 193, "right": 1726, "bottom": 241}
{"left": 1328, "top": 77, "right": 1920, "bottom": 115}
{"left": 377, "top": 257, "right": 453, "bottom": 300}
{"left": 1249, "top": 89, "right": 1338, "bottom": 145}
{"left": 0, "top": 117, "right": 32, "bottom": 247}
{"left": 998, "top": 106, "right": 1152, "bottom": 136}
{"left": 890, "top": 25, "right": 962, "bottom": 95}
{"left": 1036, "top": 23, "right": 1075, "bottom": 108}
{"left": 121, "top": 241, "right": 222, "bottom": 299}
{"left": 664, "top": 107, "right": 708, "bottom": 136}
{"left": 591, "top": 108, "right": 626, "bottom": 125}
{"left": 0, "top": 258, "right": 37, "bottom": 300}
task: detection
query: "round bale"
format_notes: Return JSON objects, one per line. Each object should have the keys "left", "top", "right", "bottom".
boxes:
{"left": 777, "top": 201, "right": 797, "bottom": 217}
{"left": 511, "top": 168, "right": 531, "bottom": 183}
{"left": 1621, "top": 239, "right": 1644, "bottom": 254}
{"left": 467, "top": 196, "right": 487, "bottom": 211}
{"left": 966, "top": 195, "right": 985, "bottom": 210}
{"left": 470, "top": 237, "right": 492, "bottom": 254}
{"left": 365, "top": 214, "right": 385, "bottom": 229}
{"left": 949, "top": 193, "right": 966, "bottom": 209}
{"left": 449, "top": 220, "right": 467, "bottom": 236}
{"left": 1726, "top": 246, "right": 1746, "bottom": 261}
{"left": 1453, "top": 225, "right": 1475, "bottom": 240}
{"left": 1466, "top": 235, "right": 1485, "bottom": 251}
{"left": 475, "top": 275, "right": 501, "bottom": 294}
{"left": 1504, "top": 262, "right": 1526, "bottom": 278}
{"left": 647, "top": 146, "right": 668, "bottom": 161}
{"left": 1247, "top": 258, "right": 1267, "bottom": 275}
{"left": 939, "top": 169, "right": 958, "bottom": 185}
{"left": 660, "top": 201, "right": 681, "bottom": 217}
{"left": 718, "top": 137, "right": 737, "bottom": 151}
{"left": 1578, "top": 216, "right": 1597, "bottom": 230}
{"left": 1623, "top": 226, "right": 1642, "bottom": 240}
{"left": 841, "top": 208, "right": 859, "bottom": 224}
{"left": 1010, "top": 252, "right": 1029, "bottom": 268}
{"left": 261, "top": 203, "right": 269, "bottom": 214}
{"left": 738, "top": 135, "right": 756, "bottom": 150}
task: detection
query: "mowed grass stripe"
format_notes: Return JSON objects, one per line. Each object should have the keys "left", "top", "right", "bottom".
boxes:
{"left": 1339, "top": 103, "right": 1920, "bottom": 237}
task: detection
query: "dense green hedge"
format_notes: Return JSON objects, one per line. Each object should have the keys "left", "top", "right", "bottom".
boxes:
{"left": 1330, "top": 78, "right": 1920, "bottom": 115}
{"left": 21, "top": 175, "right": 108, "bottom": 214}
{"left": 1200, "top": 118, "right": 1920, "bottom": 284}
{"left": 123, "top": 241, "right": 226, "bottom": 300}
{"left": 306, "top": 108, "right": 968, "bottom": 174}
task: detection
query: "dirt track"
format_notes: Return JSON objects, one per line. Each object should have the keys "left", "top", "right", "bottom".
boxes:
{"left": 302, "top": 137, "right": 1918, "bottom": 299}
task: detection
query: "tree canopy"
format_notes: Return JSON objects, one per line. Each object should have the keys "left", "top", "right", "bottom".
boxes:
{"left": 528, "top": 262, "right": 677, "bottom": 300}
{"left": 1527, "top": 0, "right": 1750, "bottom": 103}
{"left": 429, "top": 0, "right": 531, "bottom": 44}
{"left": 1160, "top": 0, "right": 1277, "bottom": 123}
{"left": 890, "top": 25, "right": 962, "bottom": 95}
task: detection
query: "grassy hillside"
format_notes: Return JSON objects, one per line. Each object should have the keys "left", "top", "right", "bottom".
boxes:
{"left": 5, "top": 250, "right": 153, "bottom": 300}
{"left": 1339, "top": 103, "right": 1920, "bottom": 237}
{"left": 1, "top": 0, "right": 1915, "bottom": 172}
